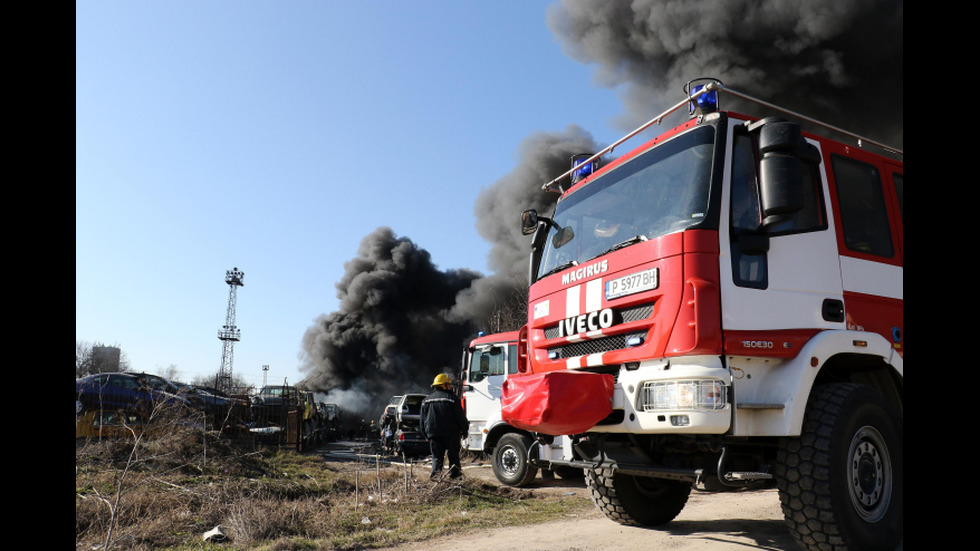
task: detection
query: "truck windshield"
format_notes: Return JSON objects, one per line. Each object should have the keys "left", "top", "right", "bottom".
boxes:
{"left": 537, "top": 125, "right": 716, "bottom": 279}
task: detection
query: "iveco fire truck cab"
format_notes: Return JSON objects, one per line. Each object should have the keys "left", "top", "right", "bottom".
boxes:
{"left": 505, "top": 79, "right": 902, "bottom": 551}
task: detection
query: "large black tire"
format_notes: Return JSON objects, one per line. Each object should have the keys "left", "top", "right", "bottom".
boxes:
{"left": 586, "top": 467, "right": 691, "bottom": 526}
{"left": 492, "top": 433, "right": 538, "bottom": 487}
{"left": 777, "top": 383, "right": 903, "bottom": 551}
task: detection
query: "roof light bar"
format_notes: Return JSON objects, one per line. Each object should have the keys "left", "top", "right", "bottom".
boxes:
{"left": 539, "top": 78, "right": 902, "bottom": 193}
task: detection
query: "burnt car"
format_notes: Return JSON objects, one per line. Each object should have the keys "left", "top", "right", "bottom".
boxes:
{"left": 379, "top": 393, "right": 429, "bottom": 457}
{"left": 319, "top": 402, "right": 343, "bottom": 441}
{"left": 76, "top": 372, "right": 190, "bottom": 415}
{"left": 394, "top": 394, "right": 425, "bottom": 424}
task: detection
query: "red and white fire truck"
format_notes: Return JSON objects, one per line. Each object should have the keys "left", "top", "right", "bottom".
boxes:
{"left": 503, "top": 79, "right": 902, "bottom": 551}
{"left": 459, "top": 331, "right": 573, "bottom": 487}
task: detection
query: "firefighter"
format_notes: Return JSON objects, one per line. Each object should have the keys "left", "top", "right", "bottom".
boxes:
{"left": 420, "top": 373, "right": 468, "bottom": 480}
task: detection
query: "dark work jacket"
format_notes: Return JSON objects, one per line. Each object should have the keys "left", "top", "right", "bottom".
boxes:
{"left": 420, "top": 388, "right": 468, "bottom": 441}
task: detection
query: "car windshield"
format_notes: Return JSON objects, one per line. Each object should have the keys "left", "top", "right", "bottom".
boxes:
{"left": 143, "top": 374, "right": 177, "bottom": 392}
{"left": 537, "top": 125, "right": 716, "bottom": 279}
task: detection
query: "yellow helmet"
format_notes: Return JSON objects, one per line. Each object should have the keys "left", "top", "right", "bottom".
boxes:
{"left": 432, "top": 373, "right": 452, "bottom": 387}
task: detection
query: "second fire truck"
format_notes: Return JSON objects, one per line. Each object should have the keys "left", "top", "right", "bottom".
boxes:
{"left": 459, "top": 331, "right": 573, "bottom": 486}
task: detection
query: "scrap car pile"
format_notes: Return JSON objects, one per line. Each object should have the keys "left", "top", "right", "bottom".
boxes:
{"left": 75, "top": 372, "right": 343, "bottom": 449}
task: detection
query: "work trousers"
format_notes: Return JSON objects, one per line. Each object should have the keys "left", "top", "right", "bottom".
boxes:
{"left": 429, "top": 435, "right": 462, "bottom": 478}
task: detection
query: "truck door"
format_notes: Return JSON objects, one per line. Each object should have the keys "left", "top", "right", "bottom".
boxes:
{"left": 463, "top": 343, "right": 509, "bottom": 446}
{"left": 824, "top": 149, "right": 903, "bottom": 350}
{"left": 720, "top": 124, "right": 845, "bottom": 335}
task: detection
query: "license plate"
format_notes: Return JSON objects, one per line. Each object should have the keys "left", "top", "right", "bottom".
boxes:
{"left": 605, "top": 268, "right": 659, "bottom": 300}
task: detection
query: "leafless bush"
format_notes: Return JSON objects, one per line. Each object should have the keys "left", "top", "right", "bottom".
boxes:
{"left": 77, "top": 412, "right": 550, "bottom": 550}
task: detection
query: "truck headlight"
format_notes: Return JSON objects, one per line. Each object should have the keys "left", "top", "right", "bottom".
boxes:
{"left": 642, "top": 380, "right": 727, "bottom": 412}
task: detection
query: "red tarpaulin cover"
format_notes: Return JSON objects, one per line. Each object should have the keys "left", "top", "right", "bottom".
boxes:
{"left": 501, "top": 370, "right": 614, "bottom": 436}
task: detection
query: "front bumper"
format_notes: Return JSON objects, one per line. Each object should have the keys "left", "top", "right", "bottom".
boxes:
{"left": 592, "top": 355, "right": 731, "bottom": 434}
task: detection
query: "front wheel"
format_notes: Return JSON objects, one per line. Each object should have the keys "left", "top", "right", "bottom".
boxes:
{"left": 777, "top": 383, "right": 903, "bottom": 550}
{"left": 586, "top": 467, "right": 691, "bottom": 526}
{"left": 492, "top": 433, "right": 538, "bottom": 487}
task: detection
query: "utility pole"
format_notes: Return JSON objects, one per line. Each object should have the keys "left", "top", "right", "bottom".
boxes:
{"left": 217, "top": 267, "right": 244, "bottom": 394}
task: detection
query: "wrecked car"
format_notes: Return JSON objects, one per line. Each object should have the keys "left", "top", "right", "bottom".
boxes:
{"left": 379, "top": 394, "right": 429, "bottom": 457}
{"left": 76, "top": 372, "right": 190, "bottom": 415}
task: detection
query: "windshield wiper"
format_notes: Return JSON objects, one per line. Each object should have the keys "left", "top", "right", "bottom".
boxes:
{"left": 540, "top": 259, "right": 579, "bottom": 280}
{"left": 586, "top": 235, "right": 648, "bottom": 262}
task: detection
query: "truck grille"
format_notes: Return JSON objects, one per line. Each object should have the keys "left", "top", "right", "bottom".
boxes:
{"left": 543, "top": 303, "right": 653, "bottom": 340}
{"left": 547, "top": 331, "right": 647, "bottom": 360}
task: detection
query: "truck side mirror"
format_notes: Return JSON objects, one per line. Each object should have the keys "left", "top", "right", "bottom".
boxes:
{"left": 521, "top": 209, "right": 539, "bottom": 235}
{"left": 523, "top": 208, "right": 553, "bottom": 283}
{"left": 755, "top": 119, "right": 820, "bottom": 228}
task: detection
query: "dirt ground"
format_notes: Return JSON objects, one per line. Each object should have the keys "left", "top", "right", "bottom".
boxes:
{"left": 368, "top": 455, "right": 800, "bottom": 551}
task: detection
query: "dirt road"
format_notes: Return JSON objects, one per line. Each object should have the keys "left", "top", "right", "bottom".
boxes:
{"left": 374, "top": 461, "right": 799, "bottom": 551}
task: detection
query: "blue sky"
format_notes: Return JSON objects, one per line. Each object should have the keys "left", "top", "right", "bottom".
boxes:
{"left": 76, "top": 1, "right": 628, "bottom": 388}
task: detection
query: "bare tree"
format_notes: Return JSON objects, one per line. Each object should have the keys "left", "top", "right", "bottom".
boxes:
{"left": 76, "top": 340, "right": 130, "bottom": 377}
{"left": 483, "top": 281, "right": 528, "bottom": 334}
{"left": 158, "top": 364, "right": 182, "bottom": 383}
{"left": 76, "top": 340, "right": 94, "bottom": 377}
{"left": 191, "top": 371, "right": 254, "bottom": 395}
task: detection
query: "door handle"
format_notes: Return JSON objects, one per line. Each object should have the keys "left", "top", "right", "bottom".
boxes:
{"left": 822, "top": 299, "right": 844, "bottom": 322}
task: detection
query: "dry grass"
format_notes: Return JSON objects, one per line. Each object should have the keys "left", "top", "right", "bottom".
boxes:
{"left": 75, "top": 414, "right": 591, "bottom": 550}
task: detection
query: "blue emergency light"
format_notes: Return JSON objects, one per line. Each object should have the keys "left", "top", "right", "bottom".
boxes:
{"left": 686, "top": 78, "right": 721, "bottom": 115}
{"left": 570, "top": 153, "right": 597, "bottom": 184}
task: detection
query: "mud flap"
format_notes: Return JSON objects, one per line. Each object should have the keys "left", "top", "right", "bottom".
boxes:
{"left": 502, "top": 370, "right": 614, "bottom": 435}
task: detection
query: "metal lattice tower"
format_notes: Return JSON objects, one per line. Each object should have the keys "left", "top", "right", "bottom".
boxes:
{"left": 217, "top": 267, "right": 244, "bottom": 393}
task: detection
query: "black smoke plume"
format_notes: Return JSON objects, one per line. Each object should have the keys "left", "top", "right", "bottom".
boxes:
{"left": 546, "top": 0, "right": 903, "bottom": 149}
{"left": 300, "top": 129, "right": 599, "bottom": 420}
{"left": 300, "top": 227, "right": 481, "bottom": 417}
{"left": 452, "top": 125, "right": 600, "bottom": 323}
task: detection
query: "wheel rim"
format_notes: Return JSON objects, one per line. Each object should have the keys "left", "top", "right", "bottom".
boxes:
{"left": 499, "top": 446, "right": 520, "bottom": 476}
{"left": 847, "top": 425, "right": 892, "bottom": 522}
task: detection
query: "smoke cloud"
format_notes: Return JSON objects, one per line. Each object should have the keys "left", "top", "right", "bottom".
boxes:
{"left": 473, "top": 125, "right": 600, "bottom": 280}
{"left": 546, "top": 0, "right": 903, "bottom": 148}
{"left": 301, "top": 1, "right": 903, "bottom": 421}
{"left": 300, "top": 227, "right": 481, "bottom": 415}
{"left": 300, "top": 128, "right": 599, "bottom": 420}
